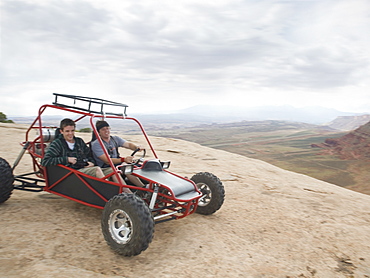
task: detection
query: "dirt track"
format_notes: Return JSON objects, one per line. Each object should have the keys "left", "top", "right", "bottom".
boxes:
{"left": 1, "top": 123, "right": 370, "bottom": 277}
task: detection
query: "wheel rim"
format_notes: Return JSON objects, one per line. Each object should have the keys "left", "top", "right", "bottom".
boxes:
{"left": 197, "top": 183, "right": 212, "bottom": 207}
{"left": 108, "top": 209, "right": 133, "bottom": 244}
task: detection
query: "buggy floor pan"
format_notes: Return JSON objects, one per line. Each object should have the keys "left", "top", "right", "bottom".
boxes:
{"left": 134, "top": 169, "right": 201, "bottom": 200}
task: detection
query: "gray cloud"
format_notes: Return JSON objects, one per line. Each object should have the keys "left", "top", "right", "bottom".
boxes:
{"left": 1, "top": 0, "right": 370, "bottom": 115}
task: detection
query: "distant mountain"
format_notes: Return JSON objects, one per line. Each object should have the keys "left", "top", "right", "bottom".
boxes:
{"left": 155, "top": 119, "right": 337, "bottom": 146}
{"left": 315, "top": 121, "right": 370, "bottom": 160}
{"left": 325, "top": 114, "right": 370, "bottom": 131}
{"left": 8, "top": 105, "right": 366, "bottom": 128}
{"left": 178, "top": 105, "right": 362, "bottom": 125}
{"left": 7, "top": 113, "right": 217, "bottom": 134}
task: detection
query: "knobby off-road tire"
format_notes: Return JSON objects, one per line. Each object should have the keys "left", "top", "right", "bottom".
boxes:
{"left": 191, "top": 172, "right": 225, "bottom": 215}
{"left": 101, "top": 193, "right": 154, "bottom": 256}
{"left": 0, "top": 157, "right": 14, "bottom": 204}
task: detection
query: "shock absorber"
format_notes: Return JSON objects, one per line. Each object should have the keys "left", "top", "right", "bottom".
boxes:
{"left": 12, "top": 141, "right": 30, "bottom": 170}
{"left": 149, "top": 184, "right": 159, "bottom": 210}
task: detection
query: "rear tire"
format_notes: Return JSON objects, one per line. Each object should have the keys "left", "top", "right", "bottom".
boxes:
{"left": 101, "top": 193, "right": 154, "bottom": 256}
{"left": 0, "top": 157, "right": 14, "bottom": 204}
{"left": 191, "top": 172, "right": 225, "bottom": 215}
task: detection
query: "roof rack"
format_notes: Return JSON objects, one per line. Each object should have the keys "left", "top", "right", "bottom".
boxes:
{"left": 52, "top": 93, "right": 128, "bottom": 116}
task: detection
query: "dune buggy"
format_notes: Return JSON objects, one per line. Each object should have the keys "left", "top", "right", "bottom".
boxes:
{"left": 0, "top": 94, "right": 225, "bottom": 256}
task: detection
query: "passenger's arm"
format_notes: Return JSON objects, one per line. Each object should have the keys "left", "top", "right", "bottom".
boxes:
{"left": 41, "top": 141, "right": 68, "bottom": 167}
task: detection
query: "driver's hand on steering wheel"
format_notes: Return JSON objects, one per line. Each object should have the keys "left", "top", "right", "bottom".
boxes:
{"left": 123, "top": 156, "right": 134, "bottom": 164}
{"left": 136, "top": 145, "right": 145, "bottom": 152}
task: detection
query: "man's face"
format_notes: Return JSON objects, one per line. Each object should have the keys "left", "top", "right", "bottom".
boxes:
{"left": 61, "top": 125, "right": 75, "bottom": 143}
{"left": 99, "top": 126, "right": 111, "bottom": 140}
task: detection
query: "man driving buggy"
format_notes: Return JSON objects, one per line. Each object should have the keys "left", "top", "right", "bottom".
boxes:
{"left": 91, "top": 120, "right": 145, "bottom": 188}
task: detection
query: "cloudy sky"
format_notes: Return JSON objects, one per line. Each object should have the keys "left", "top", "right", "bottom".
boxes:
{"left": 1, "top": 0, "right": 370, "bottom": 116}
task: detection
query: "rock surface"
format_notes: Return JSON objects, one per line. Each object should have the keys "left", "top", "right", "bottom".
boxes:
{"left": 1, "top": 123, "right": 370, "bottom": 277}
{"left": 326, "top": 115, "right": 370, "bottom": 131}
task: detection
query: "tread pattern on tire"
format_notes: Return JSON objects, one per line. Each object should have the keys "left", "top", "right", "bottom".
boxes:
{"left": 191, "top": 172, "right": 225, "bottom": 215}
{"left": 101, "top": 193, "right": 154, "bottom": 256}
{"left": 0, "top": 157, "right": 14, "bottom": 204}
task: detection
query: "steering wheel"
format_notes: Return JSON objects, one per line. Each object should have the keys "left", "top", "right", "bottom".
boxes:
{"left": 131, "top": 148, "right": 146, "bottom": 165}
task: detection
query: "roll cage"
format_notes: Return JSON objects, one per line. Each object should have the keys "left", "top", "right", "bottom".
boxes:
{"left": 12, "top": 93, "right": 202, "bottom": 222}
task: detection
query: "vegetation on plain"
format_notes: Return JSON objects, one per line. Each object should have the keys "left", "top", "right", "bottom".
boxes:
{"left": 156, "top": 120, "right": 369, "bottom": 195}
{"left": 0, "top": 112, "right": 14, "bottom": 123}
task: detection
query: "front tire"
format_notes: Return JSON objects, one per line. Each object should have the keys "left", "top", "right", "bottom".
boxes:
{"left": 191, "top": 172, "right": 225, "bottom": 215}
{"left": 0, "top": 157, "right": 14, "bottom": 204}
{"left": 101, "top": 193, "right": 154, "bottom": 256}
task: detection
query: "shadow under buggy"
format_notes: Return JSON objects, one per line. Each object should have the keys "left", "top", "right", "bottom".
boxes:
{"left": 0, "top": 94, "right": 225, "bottom": 256}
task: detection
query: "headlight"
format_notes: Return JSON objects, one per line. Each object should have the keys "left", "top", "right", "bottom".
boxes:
{"left": 161, "top": 161, "right": 171, "bottom": 169}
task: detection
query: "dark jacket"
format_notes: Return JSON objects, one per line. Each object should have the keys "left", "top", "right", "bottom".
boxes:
{"left": 41, "top": 134, "right": 94, "bottom": 169}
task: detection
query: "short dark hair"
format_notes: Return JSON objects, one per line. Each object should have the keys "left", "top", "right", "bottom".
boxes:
{"left": 60, "top": 118, "right": 76, "bottom": 130}
{"left": 96, "top": 120, "right": 110, "bottom": 132}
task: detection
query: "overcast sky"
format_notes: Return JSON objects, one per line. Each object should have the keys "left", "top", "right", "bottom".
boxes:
{"left": 1, "top": 0, "right": 370, "bottom": 116}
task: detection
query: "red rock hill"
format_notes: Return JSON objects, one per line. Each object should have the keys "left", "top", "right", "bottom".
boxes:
{"left": 315, "top": 121, "right": 370, "bottom": 160}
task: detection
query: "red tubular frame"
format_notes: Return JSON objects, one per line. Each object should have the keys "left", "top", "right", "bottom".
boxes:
{"left": 18, "top": 98, "right": 201, "bottom": 219}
